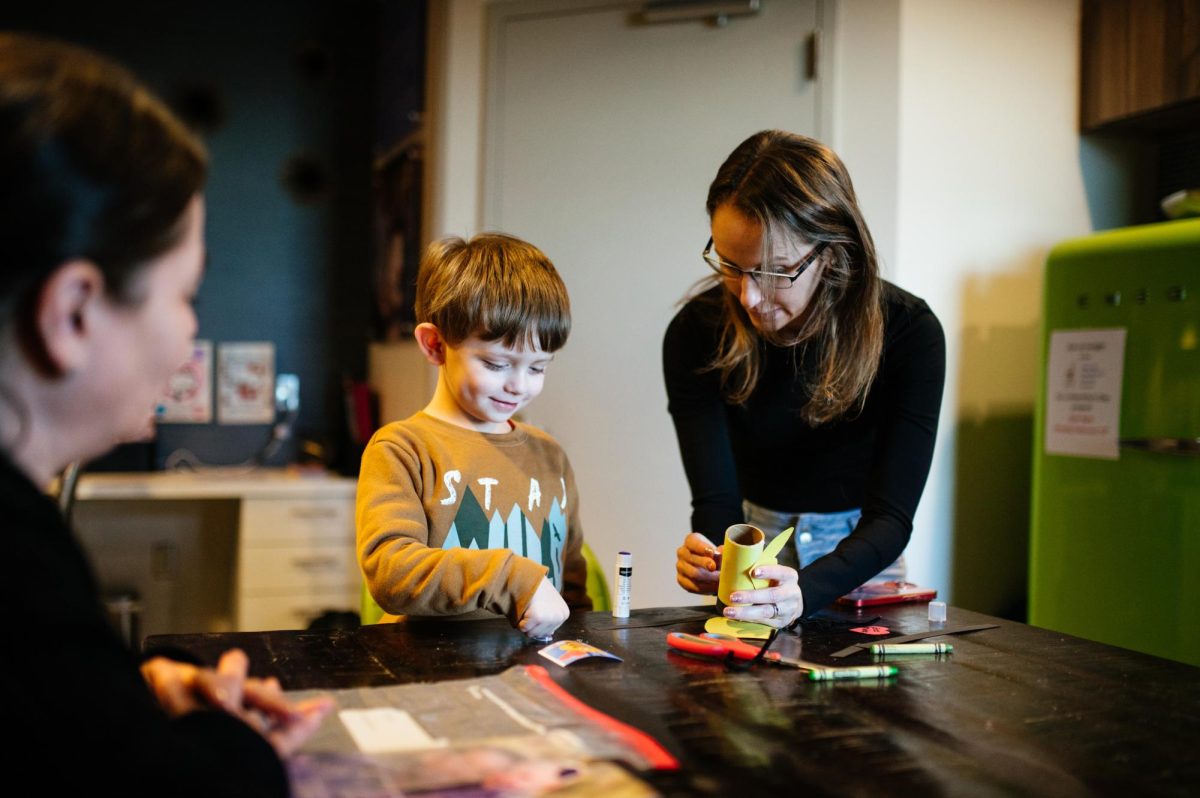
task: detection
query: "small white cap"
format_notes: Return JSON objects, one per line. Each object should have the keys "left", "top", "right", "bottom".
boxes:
{"left": 928, "top": 600, "right": 947, "bottom": 623}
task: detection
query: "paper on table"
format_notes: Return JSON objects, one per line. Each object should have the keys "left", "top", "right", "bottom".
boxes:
{"left": 339, "top": 707, "right": 447, "bottom": 754}
{"left": 704, "top": 616, "right": 773, "bottom": 640}
{"left": 285, "top": 665, "right": 674, "bottom": 797}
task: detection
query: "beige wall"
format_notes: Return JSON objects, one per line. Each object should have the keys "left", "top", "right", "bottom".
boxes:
{"left": 891, "top": 0, "right": 1090, "bottom": 616}
{"left": 425, "top": 0, "right": 488, "bottom": 239}
{"left": 409, "top": 0, "right": 1091, "bottom": 614}
{"left": 828, "top": 0, "right": 902, "bottom": 272}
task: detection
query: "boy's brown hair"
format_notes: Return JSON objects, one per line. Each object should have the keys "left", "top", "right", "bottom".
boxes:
{"left": 415, "top": 233, "right": 571, "bottom": 351}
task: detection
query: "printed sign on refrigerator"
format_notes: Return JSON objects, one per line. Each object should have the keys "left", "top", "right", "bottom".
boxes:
{"left": 1045, "top": 328, "right": 1126, "bottom": 459}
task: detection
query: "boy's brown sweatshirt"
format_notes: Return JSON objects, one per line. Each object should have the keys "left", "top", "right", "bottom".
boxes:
{"left": 357, "top": 412, "right": 590, "bottom": 622}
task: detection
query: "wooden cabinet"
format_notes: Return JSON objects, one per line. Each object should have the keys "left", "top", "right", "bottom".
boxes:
{"left": 1081, "top": 0, "right": 1200, "bottom": 131}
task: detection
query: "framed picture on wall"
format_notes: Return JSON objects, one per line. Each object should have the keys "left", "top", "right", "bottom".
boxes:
{"left": 217, "top": 341, "right": 276, "bottom": 424}
{"left": 371, "top": 131, "right": 422, "bottom": 341}
{"left": 158, "top": 340, "right": 213, "bottom": 424}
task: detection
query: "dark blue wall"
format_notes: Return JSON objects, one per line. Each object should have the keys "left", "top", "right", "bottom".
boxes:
{"left": 7, "top": 1, "right": 410, "bottom": 473}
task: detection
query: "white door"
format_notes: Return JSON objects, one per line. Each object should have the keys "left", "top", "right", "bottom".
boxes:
{"left": 485, "top": 0, "right": 826, "bottom": 608}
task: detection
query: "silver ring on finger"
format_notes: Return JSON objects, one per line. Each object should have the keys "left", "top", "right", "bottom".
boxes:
{"left": 771, "top": 603, "right": 780, "bottom": 619}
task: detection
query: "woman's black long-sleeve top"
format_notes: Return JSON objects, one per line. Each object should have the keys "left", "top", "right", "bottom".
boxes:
{"left": 663, "top": 282, "right": 946, "bottom": 614}
{"left": 0, "top": 455, "right": 289, "bottom": 796}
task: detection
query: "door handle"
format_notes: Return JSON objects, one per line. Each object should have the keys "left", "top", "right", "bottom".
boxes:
{"left": 1119, "top": 438, "right": 1200, "bottom": 457}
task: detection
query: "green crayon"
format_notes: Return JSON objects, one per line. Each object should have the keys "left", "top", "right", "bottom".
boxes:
{"left": 808, "top": 664, "right": 898, "bottom": 681}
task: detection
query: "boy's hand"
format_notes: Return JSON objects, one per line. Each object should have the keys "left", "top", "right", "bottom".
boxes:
{"left": 518, "top": 577, "right": 569, "bottom": 639}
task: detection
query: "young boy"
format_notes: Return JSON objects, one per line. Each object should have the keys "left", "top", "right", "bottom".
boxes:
{"left": 357, "top": 233, "right": 591, "bottom": 638}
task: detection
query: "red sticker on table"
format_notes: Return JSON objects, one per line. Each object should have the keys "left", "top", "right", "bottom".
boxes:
{"left": 850, "top": 626, "right": 890, "bottom": 635}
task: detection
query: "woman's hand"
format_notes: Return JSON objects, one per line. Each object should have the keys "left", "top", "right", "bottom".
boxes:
{"left": 676, "top": 532, "right": 722, "bottom": 594}
{"left": 244, "top": 678, "right": 335, "bottom": 759}
{"left": 722, "top": 564, "right": 804, "bottom": 628}
{"left": 518, "top": 577, "right": 570, "bottom": 640}
{"left": 141, "top": 648, "right": 333, "bottom": 758}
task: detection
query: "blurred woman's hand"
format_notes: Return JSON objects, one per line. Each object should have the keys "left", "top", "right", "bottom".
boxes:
{"left": 141, "top": 648, "right": 333, "bottom": 757}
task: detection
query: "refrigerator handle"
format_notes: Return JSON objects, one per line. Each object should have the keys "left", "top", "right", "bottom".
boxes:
{"left": 1119, "top": 438, "right": 1200, "bottom": 457}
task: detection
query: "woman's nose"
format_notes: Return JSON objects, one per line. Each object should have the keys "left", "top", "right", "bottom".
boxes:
{"left": 738, "top": 272, "right": 762, "bottom": 308}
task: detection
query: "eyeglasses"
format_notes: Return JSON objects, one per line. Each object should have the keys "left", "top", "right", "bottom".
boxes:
{"left": 702, "top": 237, "right": 827, "bottom": 289}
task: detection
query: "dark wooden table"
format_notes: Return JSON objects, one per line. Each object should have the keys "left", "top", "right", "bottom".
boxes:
{"left": 147, "top": 604, "right": 1200, "bottom": 796}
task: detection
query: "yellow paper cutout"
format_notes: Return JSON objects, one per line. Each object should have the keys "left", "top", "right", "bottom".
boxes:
{"left": 704, "top": 616, "right": 773, "bottom": 640}
{"left": 750, "top": 526, "right": 794, "bottom": 590}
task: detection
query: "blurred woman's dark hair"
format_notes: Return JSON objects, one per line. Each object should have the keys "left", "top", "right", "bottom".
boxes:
{"left": 0, "top": 32, "right": 207, "bottom": 341}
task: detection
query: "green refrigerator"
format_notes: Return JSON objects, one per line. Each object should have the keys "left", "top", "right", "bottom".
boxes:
{"left": 1030, "top": 218, "right": 1200, "bottom": 666}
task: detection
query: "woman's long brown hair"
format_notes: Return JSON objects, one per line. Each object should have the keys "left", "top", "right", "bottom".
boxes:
{"left": 700, "top": 130, "right": 883, "bottom": 426}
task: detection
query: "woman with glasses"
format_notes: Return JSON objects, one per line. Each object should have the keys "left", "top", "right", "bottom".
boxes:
{"left": 0, "top": 33, "right": 332, "bottom": 793}
{"left": 666, "top": 130, "right": 945, "bottom": 628}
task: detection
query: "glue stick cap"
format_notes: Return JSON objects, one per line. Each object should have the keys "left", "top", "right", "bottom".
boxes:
{"left": 928, "top": 600, "right": 947, "bottom": 623}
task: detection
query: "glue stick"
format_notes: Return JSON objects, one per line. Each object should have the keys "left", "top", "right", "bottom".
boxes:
{"left": 613, "top": 551, "right": 632, "bottom": 618}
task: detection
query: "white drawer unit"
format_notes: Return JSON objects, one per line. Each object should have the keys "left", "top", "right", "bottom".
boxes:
{"left": 238, "top": 543, "right": 360, "bottom": 593}
{"left": 237, "top": 592, "right": 357, "bottom": 633}
{"left": 239, "top": 497, "right": 355, "bottom": 546}
{"left": 75, "top": 469, "right": 362, "bottom": 636}
{"left": 236, "top": 496, "right": 360, "bottom": 631}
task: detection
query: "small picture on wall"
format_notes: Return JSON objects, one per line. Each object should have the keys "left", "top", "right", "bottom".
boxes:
{"left": 158, "top": 340, "right": 213, "bottom": 423}
{"left": 217, "top": 341, "right": 276, "bottom": 424}
{"left": 371, "top": 133, "right": 422, "bottom": 341}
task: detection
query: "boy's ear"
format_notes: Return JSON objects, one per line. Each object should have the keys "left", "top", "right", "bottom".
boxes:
{"left": 414, "top": 322, "right": 448, "bottom": 366}
{"left": 35, "top": 260, "right": 106, "bottom": 376}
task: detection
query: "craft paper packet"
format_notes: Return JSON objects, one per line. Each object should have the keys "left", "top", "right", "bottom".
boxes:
{"left": 284, "top": 666, "right": 670, "bottom": 797}
{"left": 538, "top": 640, "right": 623, "bottom": 668}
